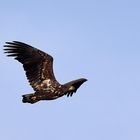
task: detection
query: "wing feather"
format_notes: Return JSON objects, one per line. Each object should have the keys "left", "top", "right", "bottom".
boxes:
{"left": 4, "top": 41, "right": 57, "bottom": 91}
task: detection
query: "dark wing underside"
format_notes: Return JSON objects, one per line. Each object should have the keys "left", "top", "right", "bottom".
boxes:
{"left": 4, "top": 41, "right": 57, "bottom": 91}
{"left": 63, "top": 78, "right": 87, "bottom": 97}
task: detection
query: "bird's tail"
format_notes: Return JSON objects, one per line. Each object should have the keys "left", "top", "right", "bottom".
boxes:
{"left": 22, "top": 93, "right": 39, "bottom": 104}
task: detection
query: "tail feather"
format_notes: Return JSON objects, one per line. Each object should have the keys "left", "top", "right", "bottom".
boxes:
{"left": 22, "top": 94, "right": 39, "bottom": 104}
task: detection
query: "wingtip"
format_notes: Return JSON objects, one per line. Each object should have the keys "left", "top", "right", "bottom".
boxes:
{"left": 5, "top": 41, "right": 21, "bottom": 45}
{"left": 5, "top": 41, "right": 13, "bottom": 44}
{"left": 81, "top": 78, "right": 88, "bottom": 82}
{"left": 84, "top": 78, "right": 88, "bottom": 81}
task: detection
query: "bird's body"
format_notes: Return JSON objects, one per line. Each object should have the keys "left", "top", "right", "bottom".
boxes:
{"left": 4, "top": 41, "right": 87, "bottom": 104}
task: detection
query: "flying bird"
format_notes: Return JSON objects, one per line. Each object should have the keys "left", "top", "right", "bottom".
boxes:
{"left": 4, "top": 41, "right": 87, "bottom": 104}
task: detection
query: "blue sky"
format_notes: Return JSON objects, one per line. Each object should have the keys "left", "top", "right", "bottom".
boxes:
{"left": 1, "top": 0, "right": 140, "bottom": 140}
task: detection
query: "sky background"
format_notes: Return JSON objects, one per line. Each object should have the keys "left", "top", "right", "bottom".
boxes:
{"left": 0, "top": 0, "right": 140, "bottom": 140}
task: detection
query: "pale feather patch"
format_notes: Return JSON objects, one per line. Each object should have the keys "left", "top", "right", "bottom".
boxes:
{"left": 69, "top": 86, "right": 75, "bottom": 91}
{"left": 42, "top": 79, "right": 51, "bottom": 86}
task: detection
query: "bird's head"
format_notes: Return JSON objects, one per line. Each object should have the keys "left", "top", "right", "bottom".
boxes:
{"left": 63, "top": 78, "right": 87, "bottom": 97}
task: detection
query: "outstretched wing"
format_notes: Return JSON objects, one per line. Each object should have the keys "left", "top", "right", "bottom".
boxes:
{"left": 63, "top": 78, "right": 87, "bottom": 97}
{"left": 4, "top": 41, "right": 57, "bottom": 91}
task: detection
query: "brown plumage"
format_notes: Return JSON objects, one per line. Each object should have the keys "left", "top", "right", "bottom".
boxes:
{"left": 4, "top": 41, "right": 87, "bottom": 104}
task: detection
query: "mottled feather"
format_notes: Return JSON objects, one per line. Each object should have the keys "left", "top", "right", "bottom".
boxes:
{"left": 4, "top": 41, "right": 58, "bottom": 91}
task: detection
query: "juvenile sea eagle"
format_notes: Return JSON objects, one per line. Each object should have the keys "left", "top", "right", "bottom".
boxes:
{"left": 4, "top": 41, "right": 87, "bottom": 104}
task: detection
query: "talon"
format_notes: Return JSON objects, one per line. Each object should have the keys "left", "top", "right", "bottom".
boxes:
{"left": 31, "top": 96, "right": 37, "bottom": 101}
